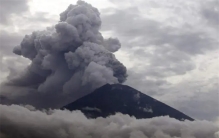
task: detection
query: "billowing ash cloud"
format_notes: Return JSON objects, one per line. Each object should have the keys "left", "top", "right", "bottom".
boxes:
{"left": 0, "top": 1, "right": 127, "bottom": 108}
{"left": 0, "top": 104, "right": 218, "bottom": 138}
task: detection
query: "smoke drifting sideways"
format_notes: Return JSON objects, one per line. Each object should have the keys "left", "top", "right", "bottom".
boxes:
{"left": 0, "top": 1, "right": 127, "bottom": 108}
{"left": 0, "top": 104, "right": 218, "bottom": 138}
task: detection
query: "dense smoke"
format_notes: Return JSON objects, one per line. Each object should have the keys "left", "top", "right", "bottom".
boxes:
{"left": 0, "top": 104, "right": 218, "bottom": 138}
{"left": 0, "top": 1, "right": 127, "bottom": 108}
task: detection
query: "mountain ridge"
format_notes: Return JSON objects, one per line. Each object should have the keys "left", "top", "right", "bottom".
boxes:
{"left": 62, "top": 84, "right": 194, "bottom": 121}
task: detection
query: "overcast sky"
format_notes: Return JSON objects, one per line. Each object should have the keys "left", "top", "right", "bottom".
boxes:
{"left": 0, "top": 0, "right": 218, "bottom": 122}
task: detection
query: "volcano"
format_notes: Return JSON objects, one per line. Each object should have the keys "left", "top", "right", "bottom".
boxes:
{"left": 62, "top": 84, "right": 194, "bottom": 121}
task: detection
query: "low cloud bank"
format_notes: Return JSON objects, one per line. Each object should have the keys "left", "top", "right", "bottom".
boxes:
{"left": 0, "top": 104, "right": 218, "bottom": 138}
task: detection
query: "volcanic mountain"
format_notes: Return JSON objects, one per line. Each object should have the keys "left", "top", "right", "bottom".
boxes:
{"left": 62, "top": 84, "right": 194, "bottom": 121}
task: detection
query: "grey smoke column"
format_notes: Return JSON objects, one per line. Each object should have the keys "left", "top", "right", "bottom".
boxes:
{"left": 5, "top": 0, "right": 127, "bottom": 108}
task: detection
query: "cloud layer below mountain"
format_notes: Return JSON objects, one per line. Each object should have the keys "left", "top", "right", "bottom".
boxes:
{"left": 0, "top": 104, "right": 218, "bottom": 138}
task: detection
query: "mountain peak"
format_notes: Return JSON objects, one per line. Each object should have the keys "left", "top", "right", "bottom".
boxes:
{"left": 62, "top": 84, "right": 194, "bottom": 121}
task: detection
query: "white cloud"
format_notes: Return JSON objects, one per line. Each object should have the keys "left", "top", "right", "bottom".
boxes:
{"left": 0, "top": 104, "right": 218, "bottom": 138}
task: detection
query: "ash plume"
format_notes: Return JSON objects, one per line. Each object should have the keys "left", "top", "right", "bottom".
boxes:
{"left": 0, "top": 1, "right": 127, "bottom": 108}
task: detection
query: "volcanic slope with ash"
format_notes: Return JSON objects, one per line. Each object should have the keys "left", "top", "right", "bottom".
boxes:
{"left": 63, "top": 84, "right": 194, "bottom": 121}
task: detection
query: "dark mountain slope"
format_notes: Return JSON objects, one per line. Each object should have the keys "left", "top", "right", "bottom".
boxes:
{"left": 62, "top": 84, "right": 194, "bottom": 121}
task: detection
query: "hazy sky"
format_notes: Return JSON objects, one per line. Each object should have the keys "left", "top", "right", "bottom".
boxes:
{"left": 0, "top": 0, "right": 218, "bottom": 122}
